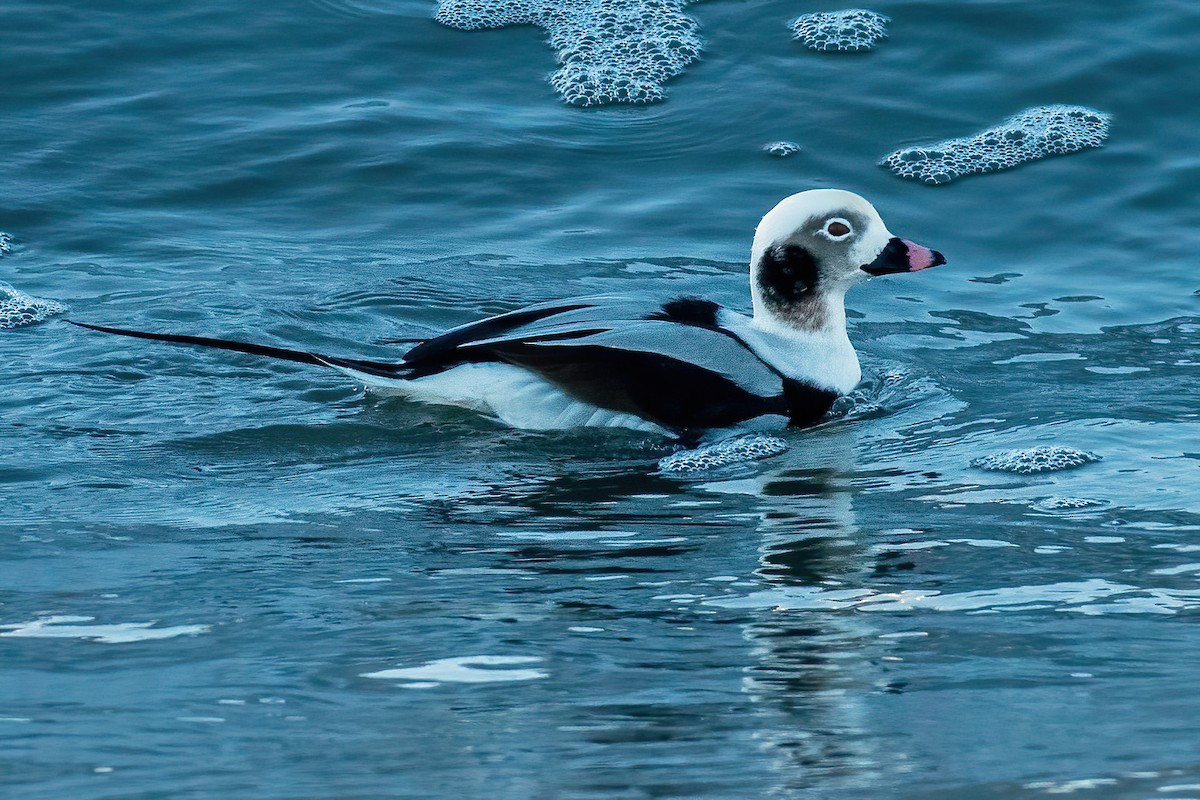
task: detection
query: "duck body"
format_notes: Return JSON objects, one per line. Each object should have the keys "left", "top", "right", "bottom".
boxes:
{"left": 338, "top": 295, "right": 853, "bottom": 437}
{"left": 71, "top": 190, "right": 944, "bottom": 438}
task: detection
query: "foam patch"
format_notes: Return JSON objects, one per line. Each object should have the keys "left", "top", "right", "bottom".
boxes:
{"left": 0, "top": 233, "right": 11, "bottom": 255}
{"left": 763, "top": 141, "right": 801, "bottom": 157}
{"left": 882, "top": 105, "right": 1111, "bottom": 185}
{"left": 435, "top": 0, "right": 703, "bottom": 106}
{"left": 1034, "top": 496, "right": 1107, "bottom": 511}
{"left": 971, "top": 446, "right": 1101, "bottom": 474}
{"left": 0, "top": 282, "right": 67, "bottom": 329}
{"left": 790, "top": 9, "right": 889, "bottom": 52}
{"left": 658, "top": 434, "right": 788, "bottom": 474}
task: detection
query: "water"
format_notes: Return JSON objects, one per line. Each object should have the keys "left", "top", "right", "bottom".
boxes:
{"left": 3, "top": 0, "right": 1199, "bottom": 797}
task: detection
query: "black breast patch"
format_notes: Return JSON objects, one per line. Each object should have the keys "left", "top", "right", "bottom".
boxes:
{"left": 758, "top": 245, "right": 819, "bottom": 303}
{"left": 782, "top": 378, "right": 840, "bottom": 427}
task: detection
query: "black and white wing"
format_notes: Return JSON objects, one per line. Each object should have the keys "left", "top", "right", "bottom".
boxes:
{"left": 390, "top": 295, "right": 816, "bottom": 433}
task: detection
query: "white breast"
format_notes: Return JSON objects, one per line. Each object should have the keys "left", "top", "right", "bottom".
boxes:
{"left": 718, "top": 310, "right": 861, "bottom": 395}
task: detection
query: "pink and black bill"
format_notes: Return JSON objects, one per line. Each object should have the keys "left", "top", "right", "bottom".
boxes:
{"left": 860, "top": 237, "right": 945, "bottom": 276}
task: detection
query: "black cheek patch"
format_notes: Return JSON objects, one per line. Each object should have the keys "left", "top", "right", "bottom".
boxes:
{"left": 758, "top": 245, "right": 819, "bottom": 303}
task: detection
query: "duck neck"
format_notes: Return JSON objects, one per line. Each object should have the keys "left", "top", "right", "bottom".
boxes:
{"left": 747, "top": 289, "right": 860, "bottom": 394}
{"left": 751, "top": 287, "right": 849, "bottom": 339}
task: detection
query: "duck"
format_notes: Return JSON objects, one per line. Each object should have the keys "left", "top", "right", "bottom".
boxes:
{"left": 71, "top": 189, "right": 944, "bottom": 438}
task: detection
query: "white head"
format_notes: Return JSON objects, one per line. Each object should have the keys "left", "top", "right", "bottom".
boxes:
{"left": 749, "top": 189, "right": 944, "bottom": 331}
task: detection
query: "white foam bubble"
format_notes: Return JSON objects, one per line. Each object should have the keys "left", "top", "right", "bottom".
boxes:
{"left": 362, "top": 655, "right": 547, "bottom": 684}
{"left": 971, "top": 446, "right": 1101, "bottom": 474}
{"left": 0, "top": 233, "right": 11, "bottom": 254}
{"left": 435, "top": 0, "right": 703, "bottom": 106}
{"left": 0, "top": 282, "right": 67, "bottom": 329}
{"left": 658, "top": 434, "right": 788, "bottom": 474}
{"left": 1034, "top": 496, "right": 1107, "bottom": 511}
{"left": 790, "top": 9, "right": 889, "bottom": 52}
{"left": 762, "top": 141, "right": 801, "bottom": 157}
{"left": 0, "top": 615, "right": 210, "bottom": 644}
{"left": 882, "top": 105, "right": 1111, "bottom": 185}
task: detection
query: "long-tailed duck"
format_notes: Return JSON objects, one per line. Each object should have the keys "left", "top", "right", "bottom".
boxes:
{"left": 72, "top": 189, "right": 944, "bottom": 438}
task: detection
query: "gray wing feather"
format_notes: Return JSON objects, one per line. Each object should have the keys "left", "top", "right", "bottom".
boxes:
{"left": 402, "top": 294, "right": 783, "bottom": 401}
{"left": 519, "top": 324, "right": 782, "bottom": 398}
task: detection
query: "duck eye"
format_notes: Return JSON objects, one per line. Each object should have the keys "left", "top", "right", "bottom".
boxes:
{"left": 825, "top": 220, "right": 852, "bottom": 238}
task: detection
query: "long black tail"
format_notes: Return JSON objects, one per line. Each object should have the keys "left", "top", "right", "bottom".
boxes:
{"left": 67, "top": 320, "right": 409, "bottom": 378}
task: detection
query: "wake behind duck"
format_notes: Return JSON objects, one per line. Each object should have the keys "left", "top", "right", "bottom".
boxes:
{"left": 72, "top": 190, "right": 945, "bottom": 438}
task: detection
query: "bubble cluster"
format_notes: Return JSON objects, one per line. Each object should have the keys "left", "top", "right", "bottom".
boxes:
{"left": 790, "top": 9, "right": 889, "bottom": 52}
{"left": 0, "top": 233, "right": 11, "bottom": 255}
{"left": 0, "top": 282, "right": 67, "bottom": 329}
{"left": 435, "top": 0, "right": 703, "bottom": 106}
{"left": 1034, "top": 496, "right": 1107, "bottom": 511}
{"left": 971, "top": 446, "right": 1101, "bottom": 475}
{"left": 882, "top": 105, "right": 1111, "bottom": 185}
{"left": 762, "top": 141, "right": 801, "bottom": 157}
{"left": 658, "top": 434, "right": 788, "bottom": 474}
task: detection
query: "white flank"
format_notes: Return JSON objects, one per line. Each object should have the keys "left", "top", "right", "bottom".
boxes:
{"left": 331, "top": 362, "right": 670, "bottom": 435}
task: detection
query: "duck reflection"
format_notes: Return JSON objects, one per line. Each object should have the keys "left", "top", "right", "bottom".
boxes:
{"left": 702, "top": 429, "right": 896, "bottom": 797}
{"left": 416, "top": 421, "right": 907, "bottom": 798}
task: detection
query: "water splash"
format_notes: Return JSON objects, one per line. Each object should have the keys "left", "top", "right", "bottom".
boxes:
{"left": 0, "top": 282, "right": 67, "bottom": 329}
{"left": 826, "top": 367, "right": 941, "bottom": 419}
{"left": 882, "top": 105, "right": 1111, "bottom": 185}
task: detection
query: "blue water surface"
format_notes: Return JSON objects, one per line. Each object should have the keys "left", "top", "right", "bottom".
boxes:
{"left": 3, "top": 0, "right": 1200, "bottom": 798}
